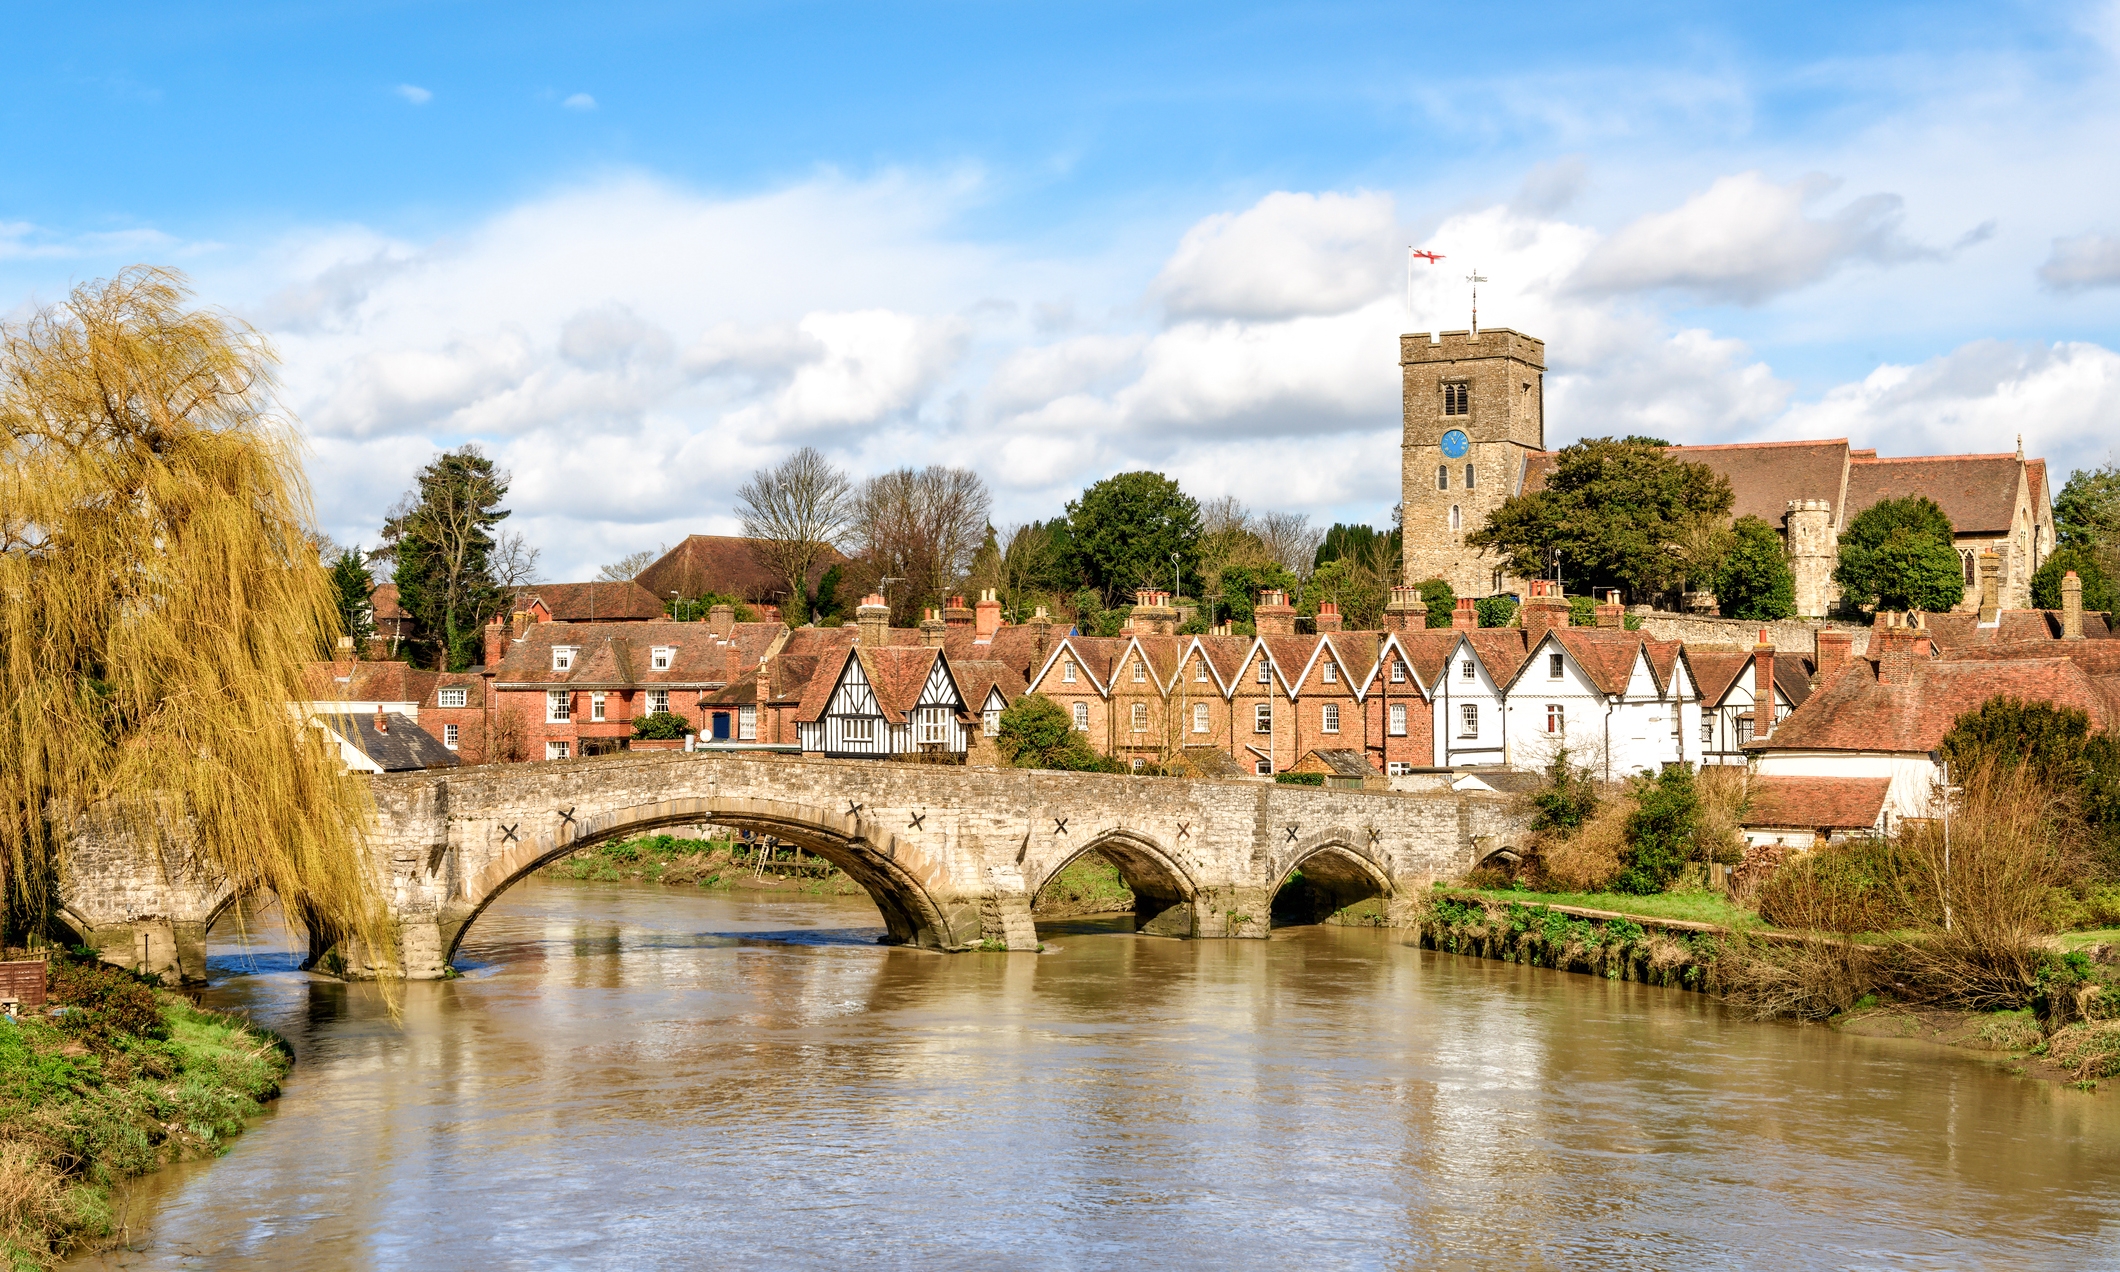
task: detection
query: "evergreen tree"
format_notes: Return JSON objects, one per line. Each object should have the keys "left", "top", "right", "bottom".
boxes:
{"left": 1063, "top": 471, "right": 1201, "bottom": 604}
{"left": 1834, "top": 495, "right": 1963, "bottom": 613}
{"left": 2054, "top": 461, "right": 2120, "bottom": 552}
{"left": 1617, "top": 765, "right": 1700, "bottom": 895}
{"left": 2031, "top": 546, "right": 2117, "bottom": 615}
{"left": 994, "top": 694, "right": 1118, "bottom": 771}
{"left": 1414, "top": 576, "right": 1455, "bottom": 629}
{"left": 1713, "top": 515, "right": 1797, "bottom": 620}
{"left": 328, "top": 548, "right": 375, "bottom": 651}
{"left": 382, "top": 446, "right": 512, "bottom": 671}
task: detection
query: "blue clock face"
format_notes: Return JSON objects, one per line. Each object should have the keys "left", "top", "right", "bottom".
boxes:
{"left": 1439, "top": 429, "right": 1470, "bottom": 459}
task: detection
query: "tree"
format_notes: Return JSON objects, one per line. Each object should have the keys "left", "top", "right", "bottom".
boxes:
{"left": 328, "top": 548, "right": 376, "bottom": 650}
{"left": 1064, "top": 471, "right": 1201, "bottom": 604}
{"left": 1714, "top": 515, "right": 1797, "bottom": 621}
{"left": 1617, "top": 765, "right": 1701, "bottom": 895}
{"left": 632, "top": 711, "right": 692, "bottom": 740}
{"left": 1194, "top": 495, "right": 1272, "bottom": 609}
{"left": 1475, "top": 595, "right": 1519, "bottom": 628}
{"left": 993, "top": 694, "right": 1117, "bottom": 771}
{"left": 597, "top": 548, "right": 656, "bottom": 582}
{"left": 1212, "top": 562, "right": 1300, "bottom": 629}
{"left": 1315, "top": 522, "right": 1401, "bottom": 572}
{"left": 853, "top": 465, "right": 993, "bottom": 623}
{"left": 2031, "top": 545, "right": 2118, "bottom": 615}
{"left": 995, "top": 522, "right": 1068, "bottom": 621}
{"left": 1467, "top": 436, "right": 1735, "bottom": 600}
{"left": 382, "top": 446, "right": 512, "bottom": 671}
{"left": 1300, "top": 555, "right": 1389, "bottom": 630}
{"left": 0, "top": 267, "right": 381, "bottom": 955}
{"left": 736, "top": 446, "right": 854, "bottom": 624}
{"left": 2055, "top": 461, "right": 2120, "bottom": 554}
{"left": 1256, "top": 511, "right": 1323, "bottom": 579}
{"left": 491, "top": 530, "right": 543, "bottom": 591}
{"left": 1414, "top": 577, "right": 1455, "bottom": 629}
{"left": 1834, "top": 495, "right": 1964, "bottom": 613}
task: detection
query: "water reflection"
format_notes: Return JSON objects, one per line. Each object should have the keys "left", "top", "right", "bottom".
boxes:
{"left": 71, "top": 879, "right": 2120, "bottom": 1270}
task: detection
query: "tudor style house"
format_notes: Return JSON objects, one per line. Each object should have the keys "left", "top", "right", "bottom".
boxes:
{"left": 795, "top": 646, "right": 975, "bottom": 761}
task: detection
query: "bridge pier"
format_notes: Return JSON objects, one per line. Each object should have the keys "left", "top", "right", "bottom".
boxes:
{"left": 79, "top": 917, "right": 207, "bottom": 984}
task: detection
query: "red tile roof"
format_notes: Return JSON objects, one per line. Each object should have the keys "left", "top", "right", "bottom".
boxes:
{"left": 1542, "top": 629, "right": 1646, "bottom": 695}
{"left": 491, "top": 619, "right": 787, "bottom": 687}
{"left": 1742, "top": 776, "right": 1891, "bottom": 831}
{"left": 632, "top": 535, "right": 847, "bottom": 605}
{"left": 1845, "top": 453, "right": 2025, "bottom": 534}
{"left": 1755, "top": 655, "right": 2120, "bottom": 754}
{"left": 1923, "top": 609, "right": 2115, "bottom": 649}
{"left": 517, "top": 581, "right": 666, "bottom": 622}
{"left": 1522, "top": 439, "right": 1851, "bottom": 525}
{"left": 953, "top": 659, "right": 1029, "bottom": 711}
{"left": 369, "top": 582, "right": 411, "bottom": 622}
{"left": 302, "top": 659, "right": 438, "bottom": 704}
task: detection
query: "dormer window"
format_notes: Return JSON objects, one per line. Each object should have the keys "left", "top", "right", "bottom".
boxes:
{"left": 650, "top": 646, "right": 674, "bottom": 671}
{"left": 438, "top": 688, "right": 468, "bottom": 708}
{"left": 1443, "top": 383, "right": 1469, "bottom": 415}
{"left": 552, "top": 647, "right": 576, "bottom": 672}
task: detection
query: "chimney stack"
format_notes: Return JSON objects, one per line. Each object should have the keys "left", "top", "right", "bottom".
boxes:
{"left": 1752, "top": 630, "right": 1776, "bottom": 740}
{"left": 1521, "top": 579, "right": 1569, "bottom": 643}
{"left": 856, "top": 593, "right": 890, "bottom": 647}
{"left": 484, "top": 616, "right": 504, "bottom": 668}
{"left": 708, "top": 603, "right": 735, "bottom": 638}
{"left": 1873, "top": 611, "right": 1934, "bottom": 684}
{"left": 974, "top": 589, "right": 1003, "bottom": 641}
{"left": 1313, "top": 600, "right": 1343, "bottom": 633}
{"left": 1029, "top": 606, "right": 1054, "bottom": 658}
{"left": 1594, "top": 588, "right": 1624, "bottom": 629}
{"left": 1383, "top": 584, "right": 1429, "bottom": 632}
{"left": 511, "top": 609, "right": 530, "bottom": 640}
{"left": 1978, "top": 550, "right": 2002, "bottom": 624}
{"left": 1254, "top": 588, "right": 1297, "bottom": 636}
{"left": 2062, "top": 570, "right": 2085, "bottom": 641}
{"left": 1130, "top": 589, "right": 1178, "bottom": 636}
{"left": 943, "top": 595, "right": 974, "bottom": 630}
{"left": 920, "top": 608, "right": 948, "bottom": 648}
{"left": 1451, "top": 597, "right": 1479, "bottom": 631}
{"left": 373, "top": 706, "right": 388, "bottom": 735}
{"left": 1815, "top": 629, "right": 1852, "bottom": 679}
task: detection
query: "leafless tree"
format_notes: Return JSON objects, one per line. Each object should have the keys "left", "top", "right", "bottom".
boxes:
{"left": 854, "top": 465, "right": 994, "bottom": 623}
{"left": 1258, "top": 510, "right": 1325, "bottom": 578}
{"left": 493, "top": 531, "right": 544, "bottom": 589}
{"left": 1193, "top": 495, "right": 1270, "bottom": 606}
{"left": 996, "top": 522, "right": 1060, "bottom": 620}
{"left": 736, "top": 446, "right": 854, "bottom": 623}
{"left": 596, "top": 547, "right": 657, "bottom": 583}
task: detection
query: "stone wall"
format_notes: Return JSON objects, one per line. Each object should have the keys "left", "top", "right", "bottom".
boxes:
{"left": 1628, "top": 612, "right": 1870, "bottom": 659}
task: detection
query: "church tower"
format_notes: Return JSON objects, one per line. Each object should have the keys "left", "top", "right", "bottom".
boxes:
{"left": 1399, "top": 329, "right": 1545, "bottom": 597}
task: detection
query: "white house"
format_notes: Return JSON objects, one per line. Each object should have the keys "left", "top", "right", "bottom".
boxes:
{"left": 1501, "top": 630, "right": 1697, "bottom": 780}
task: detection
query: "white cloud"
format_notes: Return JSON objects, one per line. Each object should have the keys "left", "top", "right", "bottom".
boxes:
{"left": 562, "top": 93, "right": 597, "bottom": 111}
{"left": 1152, "top": 190, "right": 1398, "bottom": 321}
{"left": 1570, "top": 171, "right": 1932, "bottom": 305}
{"left": 2038, "top": 233, "right": 2120, "bottom": 291}
{"left": 395, "top": 84, "right": 433, "bottom": 106}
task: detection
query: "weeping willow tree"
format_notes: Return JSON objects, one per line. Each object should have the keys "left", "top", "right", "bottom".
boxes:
{"left": 0, "top": 267, "right": 385, "bottom": 964}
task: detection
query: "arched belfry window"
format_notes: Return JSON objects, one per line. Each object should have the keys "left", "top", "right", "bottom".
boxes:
{"left": 1436, "top": 465, "right": 1449, "bottom": 491}
{"left": 1464, "top": 463, "right": 1476, "bottom": 490}
{"left": 1443, "top": 383, "right": 1469, "bottom": 416}
{"left": 1449, "top": 504, "right": 1463, "bottom": 531}
{"left": 1960, "top": 549, "right": 1975, "bottom": 587}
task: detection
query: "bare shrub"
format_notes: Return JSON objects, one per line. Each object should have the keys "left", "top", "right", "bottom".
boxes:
{"left": 1756, "top": 837, "right": 1907, "bottom": 933}
{"left": 0, "top": 1141, "right": 67, "bottom": 1263}
{"left": 1693, "top": 765, "right": 1748, "bottom": 865}
{"left": 2048, "top": 1020, "right": 2120, "bottom": 1082}
{"left": 1713, "top": 934, "right": 1881, "bottom": 1021}
{"left": 1538, "top": 794, "right": 1629, "bottom": 891}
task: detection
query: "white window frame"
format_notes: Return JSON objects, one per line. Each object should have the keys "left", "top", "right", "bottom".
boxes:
{"left": 442, "top": 723, "right": 459, "bottom": 750}
{"left": 1387, "top": 761, "right": 1413, "bottom": 776}
{"left": 1390, "top": 661, "right": 1407, "bottom": 684}
{"left": 1548, "top": 652, "right": 1565, "bottom": 679}
{"left": 546, "top": 690, "right": 570, "bottom": 723}
{"left": 552, "top": 647, "right": 575, "bottom": 672}
{"left": 546, "top": 740, "right": 570, "bottom": 760}
{"left": 1194, "top": 660, "right": 1208, "bottom": 682}
{"left": 1257, "top": 661, "right": 1271, "bottom": 684}
{"left": 650, "top": 647, "right": 675, "bottom": 671}
{"left": 591, "top": 692, "right": 607, "bottom": 722}
{"left": 739, "top": 706, "right": 757, "bottom": 740}
{"left": 1072, "top": 702, "right": 1089, "bottom": 731}
{"left": 438, "top": 687, "right": 468, "bottom": 708}
{"left": 1322, "top": 662, "right": 1337, "bottom": 684}
{"left": 1460, "top": 702, "right": 1478, "bottom": 737}
{"left": 1460, "top": 660, "right": 1475, "bottom": 681}
{"left": 1546, "top": 704, "right": 1565, "bottom": 735}
{"left": 1254, "top": 703, "right": 1272, "bottom": 734}
{"left": 1254, "top": 758, "right": 1272, "bottom": 776}
{"left": 647, "top": 689, "right": 670, "bottom": 716}
{"left": 983, "top": 705, "right": 1001, "bottom": 736}
{"left": 1701, "top": 718, "right": 1714, "bottom": 744}
{"left": 1133, "top": 660, "right": 1146, "bottom": 683}
{"left": 1192, "top": 703, "right": 1209, "bottom": 734}
{"left": 1389, "top": 703, "right": 1407, "bottom": 737}
{"left": 917, "top": 709, "right": 946, "bottom": 745}
{"left": 1321, "top": 703, "right": 1340, "bottom": 734}
{"left": 844, "top": 716, "right": 875, "bottom": 743}
{"left": 1062, "top": 660, "right": 1077, "bottom": 684}
{"left": 1131, "top": 702, "right": 1148, "bottom": 733}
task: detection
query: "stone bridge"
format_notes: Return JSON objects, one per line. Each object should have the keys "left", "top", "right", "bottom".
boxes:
{"left": 60, "top": 752, "right": 1528, "bottom": 981}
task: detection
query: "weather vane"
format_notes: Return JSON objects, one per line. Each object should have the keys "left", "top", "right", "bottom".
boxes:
{"left": 1466, "top": 268, "right": 1488, "bottom": 338}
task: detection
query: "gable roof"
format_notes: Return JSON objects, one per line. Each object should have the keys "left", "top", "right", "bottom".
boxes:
{"left": 1522, "top": 629, "right": 1648, "bottom": 696}
{"left": 493, "top": 619, "right": 787, "bottom": 687}
{"left": 632, "top": 535, "right": 847, "bottom": 604}
{"left": 517, "top": 581, "right": 666, "bottom": 622}
{"left": 1742, "top": 776, "right": 1892, "bottom": 831}
{"left": 952, "top": 659, "right": 1029, "bottom": 713}
{"left": 1294, "top": 748, "right": 1383, "bottom": 780}
{"left": 1922, "top": 608, "right": 2116, "bottom": 649}
{"left": 302, "top": 659, "right": 438, "bottom": 705}
{"left": 1755, "top": 655, "right": 2120, "bottom": 755}
{"left": 857, "top": 646, "right": 953, "bottom": 722}
{"left": 1844, "top": 453, "right": 2026, "bottom": 535}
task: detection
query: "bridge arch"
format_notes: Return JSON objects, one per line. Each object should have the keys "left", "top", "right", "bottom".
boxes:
{"left": 1029, "top": 828, "right": 1200, "bottom": 936}
{"left": 443, "top": 794, "right": 972, "bottom": 961}
{"left": 1269, "top": 830, "right": 1395, "bottom": 927}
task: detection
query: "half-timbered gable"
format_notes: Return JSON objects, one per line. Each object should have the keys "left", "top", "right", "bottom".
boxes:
{"left": 797, "top": 647, "right": 892, "bottom": 758}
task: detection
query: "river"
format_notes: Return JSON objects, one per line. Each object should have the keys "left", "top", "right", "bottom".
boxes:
{"left": 71, "top": 878, "right": 2120, "bottom": 1269}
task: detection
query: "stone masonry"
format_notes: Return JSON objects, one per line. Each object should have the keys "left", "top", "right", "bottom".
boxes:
{"left": 62, "top": 751, "right": 1530, "bottom": 980}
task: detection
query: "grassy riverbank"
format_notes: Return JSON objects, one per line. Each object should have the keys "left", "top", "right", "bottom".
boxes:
{"left": 0, "top": 961, "right": 290, "bottom": 1267}
{"left": 542, "top": 834, "right": 865, "bottom": 896}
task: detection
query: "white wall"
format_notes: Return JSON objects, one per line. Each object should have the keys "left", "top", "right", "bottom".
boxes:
{"left": 1751, "top": 750, "right": 1938, "bottom": 825}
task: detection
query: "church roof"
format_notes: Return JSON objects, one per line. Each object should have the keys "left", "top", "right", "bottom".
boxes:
{"left": 1844, "top": 453, "right": 2025, "bottom": 534}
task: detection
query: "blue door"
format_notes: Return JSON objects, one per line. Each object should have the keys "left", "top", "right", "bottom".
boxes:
{"left": 712, "top": 712, "right": 732, "bottom": 740}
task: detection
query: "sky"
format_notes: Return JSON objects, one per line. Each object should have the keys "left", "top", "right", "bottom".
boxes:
{"left": 7, "top": 1, "right": 2120, "bottom": 581}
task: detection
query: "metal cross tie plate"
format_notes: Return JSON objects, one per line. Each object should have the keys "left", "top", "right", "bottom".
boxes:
{"left": 498, "top": 823, "right": 519, "bottom": 844}
{"left": 907, "top": 811, "right": 926, "bottom": 831}
{"left": 1052, "top": 817, "right": 1069, "bottom": 835}
{"left": 1285, "top": 825, "right": 1300, "bottom": 843}
{"left": 1175, "top": 822, "right": 1191, "bottom": 840}
{"left": 845, "top": 801, "right": 863, "bottom": 818}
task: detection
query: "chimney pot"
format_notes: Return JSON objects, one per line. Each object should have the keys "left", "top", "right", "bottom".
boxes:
{"left": 1521, "top": 583, "right": 1569, "bottom": 641}
{"left": 856, "top": 594, "right": 891, "bottom": 646}
{"left": 1384, "top": 584, "right": 1429, "bottom": 632}
{"left": 1451, "top": 597, "right": 1479, "bottom": 631}
{"left": 708, "top": 602, "right": 735, "bottom": 638}
{"left": 1253, "top": 588, "right": 1297, "bottom": 636}
{"left": 1314, "top": 600, "right": 1343, "bottom": 633}
{"left": 974, "top": 589, "right": 1003, "bottom": 640}
{"left": 2062, "top": 569, "right": 2085, "bottom": 641}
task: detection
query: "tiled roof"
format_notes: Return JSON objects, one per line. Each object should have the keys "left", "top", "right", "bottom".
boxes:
{"left": 632, "top": 535, "right": 846, "bottom": 605}
{"left": 302, "top": 659, "right": 438, "bottom": 704}
{"left": 1521, "top": 439, "right": 1851, "bottom": 525}
{"left": 791, "top": 648, "right": 853, "bottom": 724}
{"left": 370, "top": 582, "right": 410, "bottom": 622}
{"left": 1845, "top": 453, "right": 2024, "bottom": 535}
{"left": 1543, "top": 629, "right": 1646, "bottom": 695}
{"left": 1923, "top": 609, "right": 2115, "bottom": 649}
{"left": 1178, "top": 746, "right": 1252, "bottom": 778}
{"left": 314, "top": 710, "right": 460, "bottom": 772}
{"left": 517, "top": 581, "right": 666, "bottom": 622}
{"left": 1754, "top": 655, "right": 2120, "bottom": 754}
{"left": 1686, "top": 650, "right": 1750, "bottom": 705}
{"left": 1296, "top": 748, "right": 1382, "bottom": 780}
{"left": 1388, "top": 631, "right": 1461, "bottom": 691}
{"left": 1742, "top": 776, "right": 1891, "bottom": 831}
{"left": 1465, "top": 630, "right": 1530, "bottom": 684}
{"left": 492, "top": 619, "right": 786, "bottom": 687}
{"left": 1942, "top": 638, "right": 2120, "bottom": 676}
{"left": 953, "top": 659, "right": 1029, "bottom": 711}
{"left": 858, "top": 647, "right": 948, "bottom": 722}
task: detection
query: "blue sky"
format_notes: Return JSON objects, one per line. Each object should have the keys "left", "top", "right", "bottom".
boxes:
{"left": 7, "top": 1, "right": 2120, "bottom": 578}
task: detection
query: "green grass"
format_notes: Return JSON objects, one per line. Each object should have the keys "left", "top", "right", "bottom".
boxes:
{"left": 1034, "top": 853, "right": 1135, "bottom": 915}
{"left": 0, "top": 991, "right": 290, "bottom": 1267}
{"left": 1442, "top": 884, "right": 1764, "bottom": 930}
{"left": 2057, "top": 927, "right": 2120, "bottom": 951}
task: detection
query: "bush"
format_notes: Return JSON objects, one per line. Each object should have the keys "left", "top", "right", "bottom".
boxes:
{"left": 994, "top": 694, "right": 1120, "bottom": 771}
{"left": 1476, "top": 596, "right": 1518, "bottom": 628}
{"left": 631, "top": 711, "right": 692, "bottom": 740}
{"left": 2030, "top": 545, "right": 2116, "bottom": 615}
{"left": 1756, "top": 837, "right": 1907, "bottom": 932}
{"left": 1414, "top": 577, "right": 1455, "bottom": 629}
{"left": 1568, "top": 595, "right": 1597, "bottom": 627}
{"left": 1528, "top": 749, "right": 1598, "bottom": 835}
{"left": 2049, "top": 1020, "right": 2120, "bottom": 1082}
{"left": 1833, "top": 495, "right": 1964, "bottom": 613}
{"left": 1714, "top": 515, "right": 1797, "bottom": 621}
{"left": 1614, "top": 765, "right": 1700, "bottom": 894}
{"left": 1274, "top": 772, "right": 1325, "bottom": 787}
{"left": 47, "top": 959, "right": 167, "bottom": 1048}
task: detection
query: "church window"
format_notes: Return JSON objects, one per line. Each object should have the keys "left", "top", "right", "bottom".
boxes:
{"left": 1436, "top": 465, "right": 1449, "bottom": 491}
{"left": 1443, "top": 383, "right": 1469, "bottom": 416}
{"left": 1960, "top": 550, "right": 1975, "bottom": 587}
{"left": 1449, "top": 505, "right": 1462, "bottom": 531}
{"left": 1464, "top": 464, "right": 1476, "bottom": 490}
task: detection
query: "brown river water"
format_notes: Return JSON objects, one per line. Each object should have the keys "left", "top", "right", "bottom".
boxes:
{"left": 71, "top": 878, "right": 2120, "bottom": 1270}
